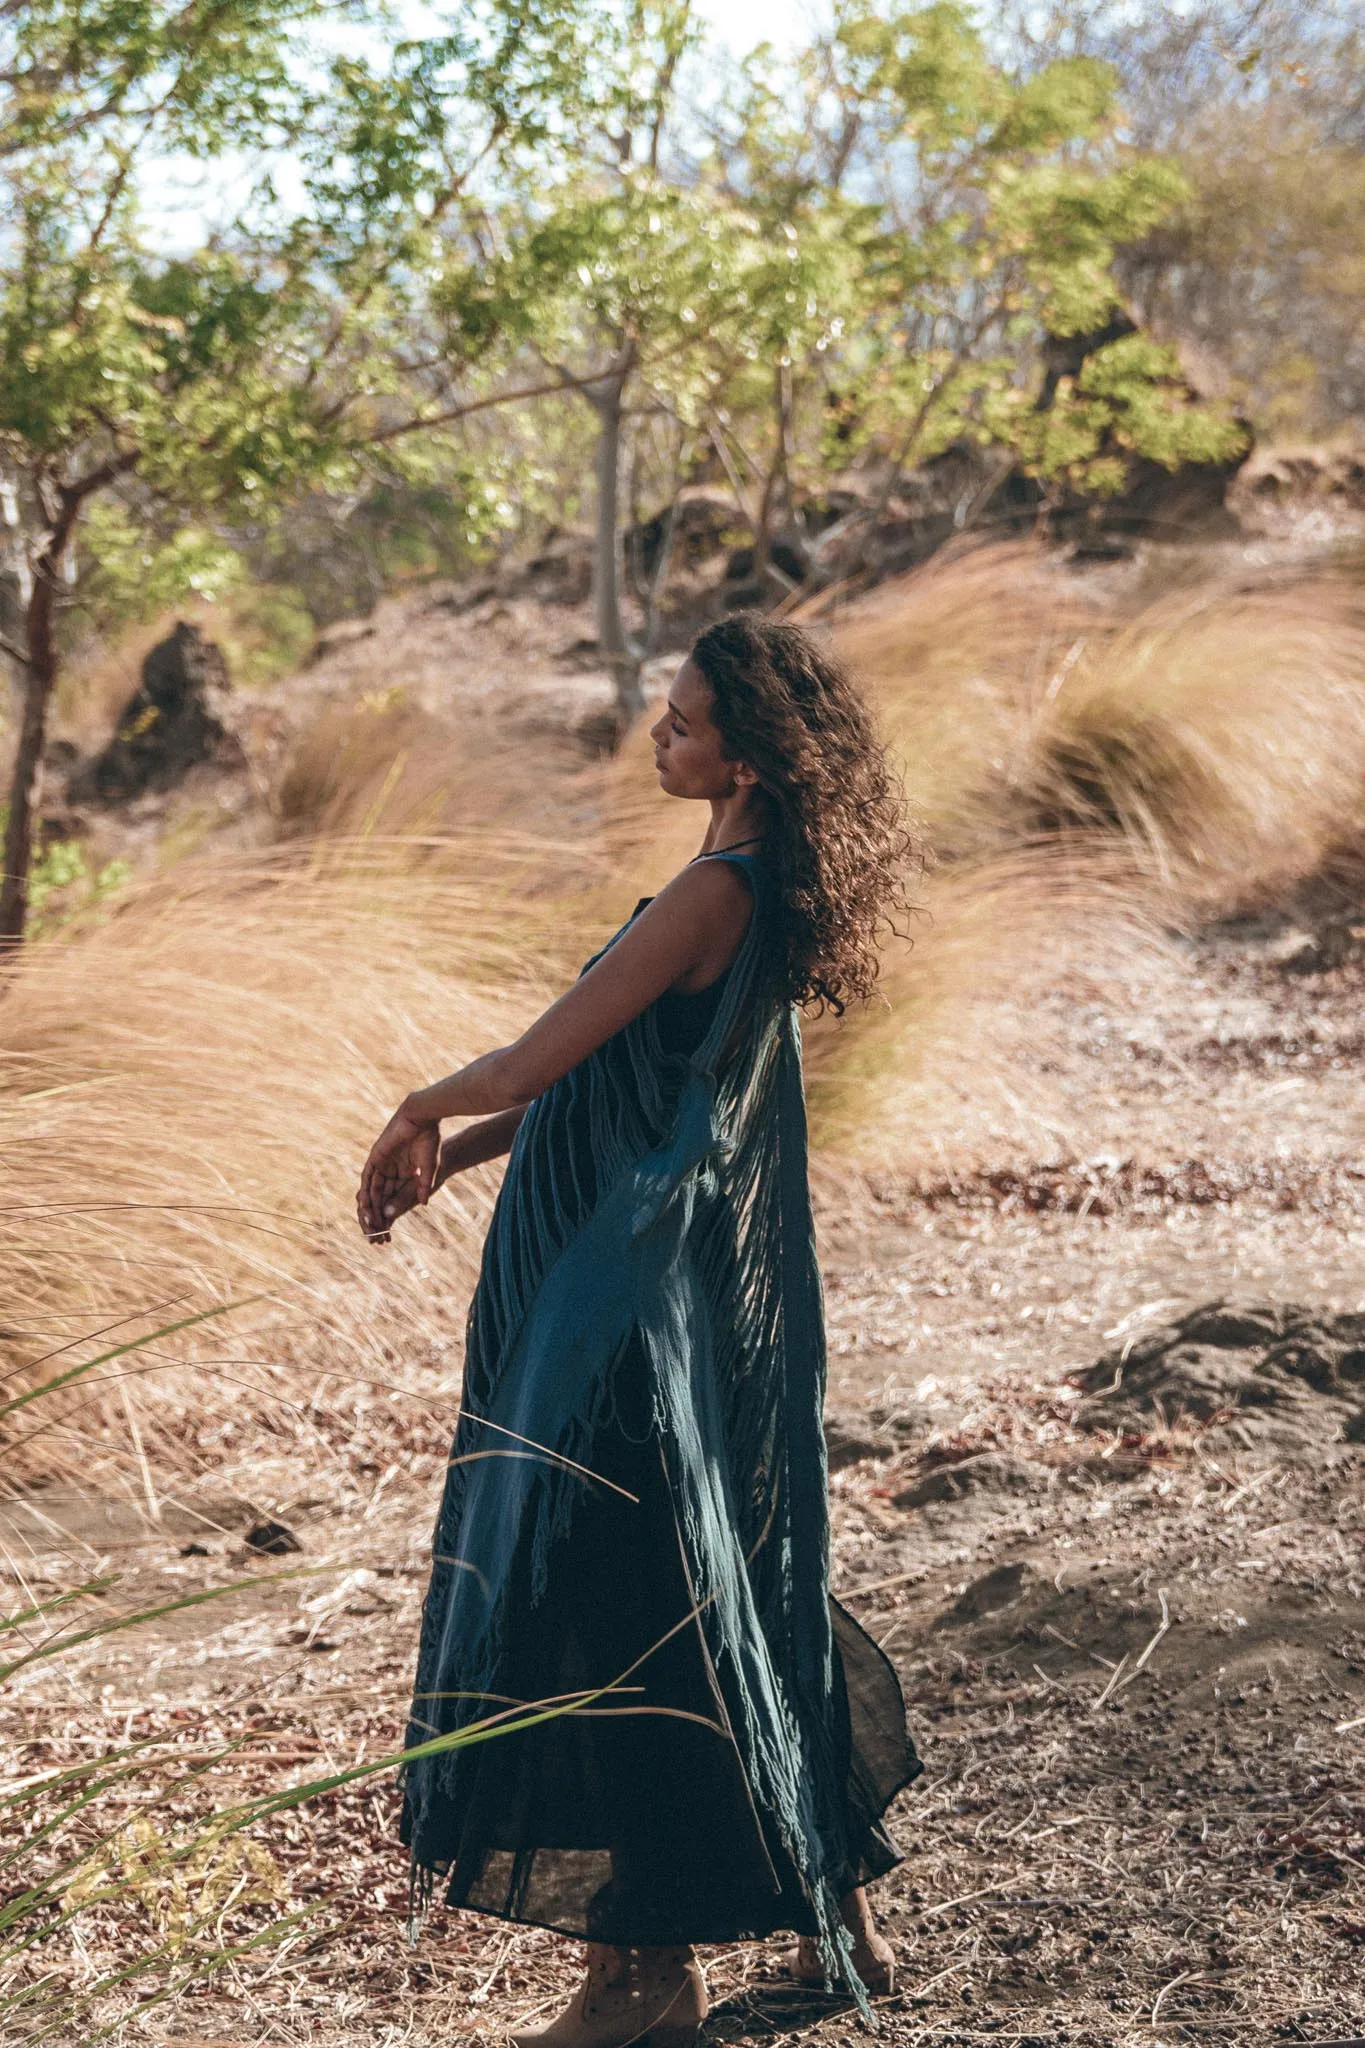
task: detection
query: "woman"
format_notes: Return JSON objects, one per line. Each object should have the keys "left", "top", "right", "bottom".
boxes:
{"left": 357, "top": 614, "right": 923, "bottom": 2048}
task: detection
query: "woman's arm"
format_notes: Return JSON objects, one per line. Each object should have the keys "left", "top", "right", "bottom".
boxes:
{"left": 434, "top": 1104, "right": 528, "bottom": 1185}
{"left": 410, "top": 857, "right": 753, "bottom": 1119}
{"left": 356, "top": 861, "right": 752, "bottom": 1239}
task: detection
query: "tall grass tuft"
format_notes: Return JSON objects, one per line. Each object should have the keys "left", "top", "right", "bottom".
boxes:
{"left": 1018, "top": 569, "right": 1365, "bottom": 913}
{"left": 828, "top": 539, "right": 1101, "bottom": 854}
{"left": 800, "top": 842, "right": 1170, "bottom": 1174}
{"left": 0, "top": 837, "right": 613, "bottom": 1488}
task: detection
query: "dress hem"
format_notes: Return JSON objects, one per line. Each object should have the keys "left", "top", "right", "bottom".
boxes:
{"left": 414, "top": 1836, "right": 909, "bottom": 1951}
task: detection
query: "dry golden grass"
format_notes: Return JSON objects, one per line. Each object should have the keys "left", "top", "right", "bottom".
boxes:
{"left": 836, "top": 542, "right": 1365, "bottom": 918}
{"left": 826, "top": 538, "right": 1100, "bottom": 851}
{"left": 1019, "top": 568, "right": 1365, "bottom": 913}
{"left": 800, "top": 841, "right": 1169, "bottom": 1173}
{"left": 810, "top": 549, "right": 1365, "bottom": 1201}
{"left": 798, "top": 545, "right": 1365, "bottom": 1167}
{"left": 274, "top": 690, "right": 594, "bottom": 844}
{"left": 8, "top": 539, "right": 1365, "bottom": 1480}
{"left": 0, "top": 838, "right": 610, "bottom": 1486}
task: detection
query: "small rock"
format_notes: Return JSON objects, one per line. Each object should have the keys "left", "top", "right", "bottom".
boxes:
{"left": 68, "top": 620, "right": 244, "bottom": 805}
{"left": 244, "top": 1519, "right": 302, "bottom": 1556}
{"left": 1073, "top": 1297, "right": 1365, "bottom": 1447}
{"left": 307, "top": 620, "right": 376, "bottom": 665}
{"left": 1178, "top": 1303, "right": 1288, "bottom": 1349}
{"left": 1262, "top": 926, "right": 1320, "bottom": 969}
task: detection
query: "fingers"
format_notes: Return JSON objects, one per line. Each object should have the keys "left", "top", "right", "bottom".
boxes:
{"left": 357, "top": 1112, "right": 441, "bottom": 1244}
{"left": 412, "top": 1124, "right": 440, "bottom": 1206}
{"left": 357, "top": 1157, "right": 395, "bottom": 1241}
{"left": 358, "top": 1145, "right": 386, "bottom": 1235}
{"left": 357, "top": 1162, "right": 423, "bottom": 1243}
{"left": 358, "top": 1144, "right": 401, "bottom": 1239}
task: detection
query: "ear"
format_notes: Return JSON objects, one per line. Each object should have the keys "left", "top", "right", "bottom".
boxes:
{"left": 731, "top": 760, "right": 760, "bottom": 790}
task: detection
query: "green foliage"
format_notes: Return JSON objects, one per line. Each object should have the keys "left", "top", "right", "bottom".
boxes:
{"left": 214, "top": 581, "right": 316, "bottom": 690}
{"left": 680, "top": 1, "right": 1245, "bottom": 524}
{"left": 438, "top": 176, "right": 788, "bottom": 411}
{"left": 0, "top": 0, "right": 614, "bottom": 938}
{"left": 0, "top": 0, "right": 1254, "bottom": 779}
{"left": 79, "top": 503, "right": 242, "bottom": 633}
{"left": 995, "top": 336, "right": 1250, "bottom": 497}
{"left": 0, "top": 0, "right": 605, "bottom": 535}
{"left": 0, "top": 1, "right": 311, "bottom": 158}
{"left": 0, "top": 806, "right": 130, "bottom": 940}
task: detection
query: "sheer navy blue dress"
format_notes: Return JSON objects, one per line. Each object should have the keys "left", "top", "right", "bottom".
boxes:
{"left": 399, "top": 868, "right": 921, "bottom": 1968}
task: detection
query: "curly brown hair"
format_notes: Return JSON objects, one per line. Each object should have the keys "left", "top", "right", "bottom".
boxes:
{"left": 689, "top": 612, "right": 924, "bottom": 1016}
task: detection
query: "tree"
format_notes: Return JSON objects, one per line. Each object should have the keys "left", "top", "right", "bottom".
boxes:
{"left": 437, "top": 172, "right": 789, "bottom": 716}
{"left": 707, "top": 3, "right": 1246, "bottom": 546}
{"left": 993, "top": 0, "right": 1365, "bottom": 436}
{"left": 0, "top": 0, "right": 593, "bottom": 950}
{"left": 429, "top": 0, "right": 752, "bottom": 717}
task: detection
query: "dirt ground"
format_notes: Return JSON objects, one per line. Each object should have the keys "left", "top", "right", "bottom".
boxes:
{"left": 12, "top": 536, "right": 1365, "bottom": 2042}
{"left": 4, "top": 900, "right": 1365, "bottom": 2046}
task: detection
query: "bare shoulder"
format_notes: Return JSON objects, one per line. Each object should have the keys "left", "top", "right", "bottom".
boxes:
{"left": 654, "top": 855, "right": 757, "bottom": 921}
{"left": 644, "top": 857, "right": 756, "bottom": 988}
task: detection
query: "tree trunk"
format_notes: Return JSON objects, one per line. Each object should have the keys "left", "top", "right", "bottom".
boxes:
{"left": 752, "top": 458, "right": 778, "bottom": 579}
{"left": 0, "top": 499, "right": 76, "bottom": 953}
{"left": 587, "top": 366, "right": 644, "bottom": 726}
{"left": 751, "top": 362, "right": 803, "bottom": 585}
{"left": 0, "top": 475, "right": 32, "bottom": 765}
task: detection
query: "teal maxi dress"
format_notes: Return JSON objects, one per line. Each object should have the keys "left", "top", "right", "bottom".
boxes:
{"left": 399, "top": 850, "right": 921, "bottom": 1999}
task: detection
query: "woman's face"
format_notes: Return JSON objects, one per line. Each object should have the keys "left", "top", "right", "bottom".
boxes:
{"left": 649, "top": 657, "right": 752, "bottom": 799}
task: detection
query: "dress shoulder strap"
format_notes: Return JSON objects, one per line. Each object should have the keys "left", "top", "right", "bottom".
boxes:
{"left": 690, "top": 847, "right": 773, "bottom": 893}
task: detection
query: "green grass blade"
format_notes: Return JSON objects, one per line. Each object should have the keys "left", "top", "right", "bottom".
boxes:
{"left": 0, "top": 1565, "right": 334, "bottom": 1682}
{"left": 0, "top": 1298, "right": 263, "bottom": 1424}
{"left": 0, "top": 1580, "right": 119, "bottom": 1636}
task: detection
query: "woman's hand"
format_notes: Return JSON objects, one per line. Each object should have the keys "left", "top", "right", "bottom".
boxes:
{"left": 357, "top": 1101, "right": 440, "bottom": 1244}
{"left": 356, "top": 1167, "right": 425, "bottom": 1245}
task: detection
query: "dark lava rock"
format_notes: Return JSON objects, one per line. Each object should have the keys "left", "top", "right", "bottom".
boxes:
{"left": 1073, "top": 1298, "right": 1365, "bottom": 1448}
{"left": 895, "top": 1452, "right": 1053, "bottom": 1509}
{"left": 244, "top": 1519, "right": 302, "bottom": 1556}
{"left": 68, "top": 621, "right": 244, "bottom": 804}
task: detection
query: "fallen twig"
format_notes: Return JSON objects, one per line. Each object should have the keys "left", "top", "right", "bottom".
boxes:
{"left": 1091, "top": 1650, "right": 1130, "bottom": 1709}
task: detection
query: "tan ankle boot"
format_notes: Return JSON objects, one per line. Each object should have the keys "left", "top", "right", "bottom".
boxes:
{"left": 781, "top": 1887, "right": 897, "bottom": 1996}
{"left": 510, "top": 1942, "right": 708, "bottom": 2048}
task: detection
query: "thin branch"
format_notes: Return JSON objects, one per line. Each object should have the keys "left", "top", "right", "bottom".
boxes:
{"left": 64, "top": 451, "right": 140, "bottom": 505}
{"left": 350, "top": 366, "right": 628, "bottom": 448}
{"left": 871, "top": 291, "right": 1016, "bottom": 518}
{"left": 302, "top": 118, "right": 508, "bottom": 391}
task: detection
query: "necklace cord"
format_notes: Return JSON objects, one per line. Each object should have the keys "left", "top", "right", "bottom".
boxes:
{"left": 691, "top": 835, "right": 765, "bottom": 861}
